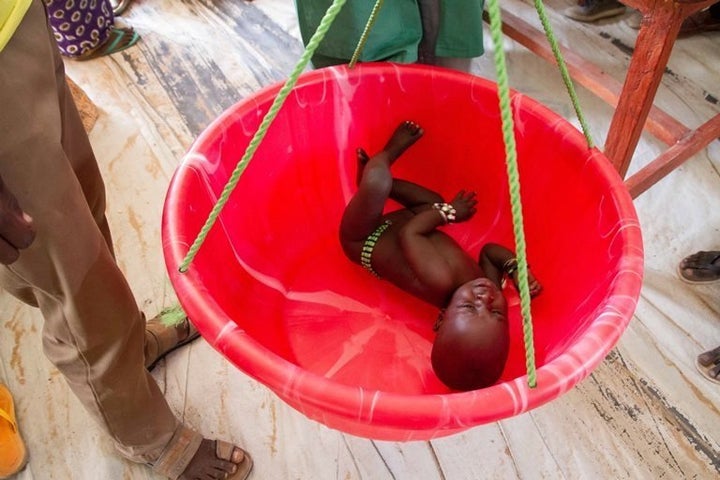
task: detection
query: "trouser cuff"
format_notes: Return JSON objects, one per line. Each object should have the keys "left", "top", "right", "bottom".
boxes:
{"left": 151, "top": 424, "right": 203, "bottom": 479}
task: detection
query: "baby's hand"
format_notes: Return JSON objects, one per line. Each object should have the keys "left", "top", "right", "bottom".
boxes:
{"left": 450, "top": 190, "right": 477, "bottom": 223}
{"left": 527, "top": 272, "right": 543, "bottom": 297}
{"left": 511, "top": 269, "right": 543, "bottom": 298}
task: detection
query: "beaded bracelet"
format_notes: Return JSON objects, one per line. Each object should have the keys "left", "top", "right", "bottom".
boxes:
{"left": 432, "top": 203, "right": 457, "bottom": 224}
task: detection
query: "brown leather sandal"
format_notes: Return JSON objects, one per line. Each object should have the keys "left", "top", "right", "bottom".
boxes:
{"left": 145, "top": 314, "right": 201, "bottom": 371}
{"left": 216, "top": 440, "right": 253, "bottom": 480}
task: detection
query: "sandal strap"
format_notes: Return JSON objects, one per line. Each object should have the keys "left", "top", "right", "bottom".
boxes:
{"left": 104, "top": 27, "right": 139, "bottom": 54}
{"left": 0, "top": 407, "right": 17, "bottom": 432}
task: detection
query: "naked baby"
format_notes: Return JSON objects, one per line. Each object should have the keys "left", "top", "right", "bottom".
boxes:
{"left": 339, "top": 121, "right": 542, "bottom": 391}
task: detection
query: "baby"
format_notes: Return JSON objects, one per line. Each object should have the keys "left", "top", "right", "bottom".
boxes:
{"left": 340, "top": 121, "right": 542, "bottom": 391}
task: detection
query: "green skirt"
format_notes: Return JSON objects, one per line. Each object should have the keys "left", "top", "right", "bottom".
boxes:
{"left": 295, "top": 0, "right": 484, "bottom": 67}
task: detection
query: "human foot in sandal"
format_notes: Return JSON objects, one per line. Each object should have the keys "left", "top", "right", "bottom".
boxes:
{"left": 677, "top": 250, "right": 720, "bottom": 284}
{"left": 76, "top": 27, "right": 140, "bottom": 61}
{"left": 145, "top": 313, "right": 201, "bottom": 371}
{"left": 696, "top": 345, "right": 720, "bottom": 384}
{"left": 179, "top": 439, "right": 253, "bottom": 480}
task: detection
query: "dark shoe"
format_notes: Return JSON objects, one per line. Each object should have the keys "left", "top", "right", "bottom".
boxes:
{"left": 563, "top": 0, "right": 626, "bottom": 22}
{"left": 679, "top": 9, "right": 720, "bottom": 37}
{"left": 677, "top": 250, "right": 720, "bottom": 284}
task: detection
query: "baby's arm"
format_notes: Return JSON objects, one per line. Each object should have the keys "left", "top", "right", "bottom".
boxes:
{"left": 397, "top": 190, "right": 477, "bottom": 288}
{"left": 398, "top": 209, "right": 454, "bottom": 288}
{"left": 480, "top": 243, "right": 542, "bottom": 297}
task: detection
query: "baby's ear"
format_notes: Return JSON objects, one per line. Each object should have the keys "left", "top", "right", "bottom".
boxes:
{"left": 433, "top": 309, "right": 445, "bottom": 332}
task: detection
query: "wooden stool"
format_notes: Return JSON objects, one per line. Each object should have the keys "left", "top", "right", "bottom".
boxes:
{"left": 490, "top": 0, "right": 720, "bottom": 197}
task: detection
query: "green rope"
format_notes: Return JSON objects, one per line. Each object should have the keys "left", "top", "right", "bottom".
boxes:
{"left": 178, "top": 0, "right": 348, "bottom": 272}
{"left": 533, "top": 0, "right": 594, "bottom": 148}
{"left": 159, "top": 304, "right": 187, "bottom": 327}
{"left": 486, "top": 0, "right": 537, "bottom": 388}
{"left": 348, "top": 0, "right": 385, "bottom": 68}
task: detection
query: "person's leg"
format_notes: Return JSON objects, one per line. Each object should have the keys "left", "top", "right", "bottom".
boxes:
{"left": 434, "top": 0, "right": 483, "bottom": 72}
{"left": 417, "top": 0, "right": 440, "bottom": 65}
{"left": 0, "top": 0, "right": 194, "bottom": 467}
{"left": 44, "top": 0, "right": 138, "bottom": 60}
{"left": 0, "top": 4, "right": 251, "bottom": 479}
{"left": 354, "top": 146, "right": 443, "bottom": 209}
{"left": 340, "top": 121, "right": 425, "bottom": 243}
{"left": 435, "top": 57, "right": 473, "bottom": 73}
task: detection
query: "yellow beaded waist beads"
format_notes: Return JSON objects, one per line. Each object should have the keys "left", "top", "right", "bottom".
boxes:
{"left": 360, "top": 220, "right": 392, "bottom": 277}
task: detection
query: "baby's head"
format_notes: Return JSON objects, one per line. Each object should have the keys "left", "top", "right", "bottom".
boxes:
{"left": 431, "top": 278, "right": 510, "bottom": 391}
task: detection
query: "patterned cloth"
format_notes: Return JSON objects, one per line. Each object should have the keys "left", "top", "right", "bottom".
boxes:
{"left": 43, "top": 0, "right": 113, "bottom": 57}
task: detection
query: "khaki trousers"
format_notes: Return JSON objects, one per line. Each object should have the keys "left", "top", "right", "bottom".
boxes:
{"left": 0, "top": 2, "right": 201, "bottom": 477}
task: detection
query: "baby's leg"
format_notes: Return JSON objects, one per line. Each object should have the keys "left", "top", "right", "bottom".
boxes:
{"left": 355, "top": 121, "right": 424, "bottom": 183}
{"left": 357, "top": 145, "right": 443, "bottom": 210}
{"left": 389, "top": 179, "right": 444, "bottom": 213}
{"left": 341, "top": 121, "right": 424, "bottom": 243}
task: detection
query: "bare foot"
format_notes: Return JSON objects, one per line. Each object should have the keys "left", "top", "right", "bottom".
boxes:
{"left": 354, "top": 121, "right": 423, "bottom": 186}
{"left": 383, "top": 120, "right": 424, "bottom": 161}
{"left": 179, "top": 438, "right": 253, "bottom": 480}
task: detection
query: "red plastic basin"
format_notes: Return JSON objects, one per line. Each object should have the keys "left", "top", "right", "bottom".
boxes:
{"left": 162, "top": 63, "right": 644, "bottom": 440}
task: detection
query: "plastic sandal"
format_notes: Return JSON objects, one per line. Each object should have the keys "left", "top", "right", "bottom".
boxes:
{"left": 76, "top": 27, "right": 140, "bottom": 61}
{"left": 0, "top": 384, "right": 28, "bottom": 479}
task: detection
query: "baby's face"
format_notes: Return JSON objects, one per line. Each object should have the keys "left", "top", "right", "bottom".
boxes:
{"left": 431, "top": 277, "right": 510, "bottom": 390}
{"left": 442, "top": 277, "right": 508, "bottom": 328}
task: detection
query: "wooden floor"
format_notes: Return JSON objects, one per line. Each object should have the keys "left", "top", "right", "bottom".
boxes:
{"left": 2, "top": 0, "right": 719, "bottom": 478}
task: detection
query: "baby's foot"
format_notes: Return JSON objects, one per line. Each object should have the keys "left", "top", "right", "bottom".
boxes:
{"left": 383, "top": 121, "right": 424, "bottom": 162}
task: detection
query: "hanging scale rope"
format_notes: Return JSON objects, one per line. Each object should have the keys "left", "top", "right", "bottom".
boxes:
{"left": 178, "top": 0, "right": 595, "bottom": 389}
{"left": 178, "top": 0, "right": 348, "bottom": 272}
